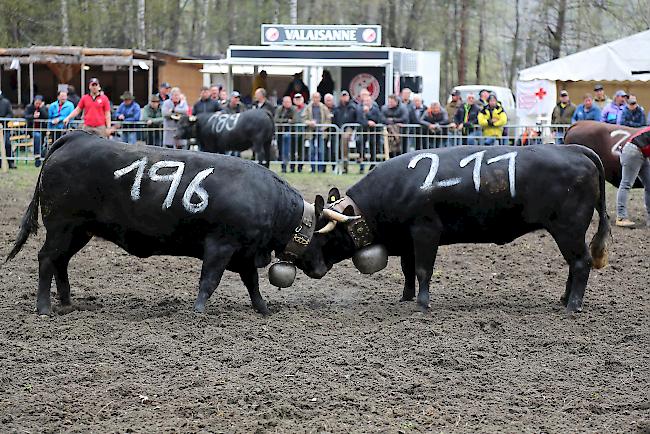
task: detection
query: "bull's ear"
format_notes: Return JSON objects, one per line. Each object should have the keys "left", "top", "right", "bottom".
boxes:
{"left": 327, "top": 187, "right": 341, "bottom": 204}
{"left": 188, "top": 115, "right": 197, "bottom": 122}
{"left": 343, "top": 205, "right": 355, "bottom": 216}
{"left": 314, "top": 195, "right": 325, "bottom": 216}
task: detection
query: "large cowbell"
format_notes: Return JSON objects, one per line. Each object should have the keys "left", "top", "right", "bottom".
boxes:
{"left": 352, "top": 244, "right": 388, "bottom": 274}
{"left": 269, "top": 261, "right": 297, "bottom": 288}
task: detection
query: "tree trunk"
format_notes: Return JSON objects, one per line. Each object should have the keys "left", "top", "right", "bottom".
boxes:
{"left": 167, "top": 0, "right": 182, "bottom": 51}
{"left": 475, "top": 0, "right": 485, "bottom": 83}
{"left": 290, "top": 0, "right": 297, "bottom": 24}
{"left": 137, "top": 0, "right": 146, "bottom": 49}
{"left": 549, "top": 0, "right": 567, "bottom": 59}
{"left": 457, "top": 0, "right": 470, "bottom": 84}
{"left": 507, "top": 0, "right": 521, "bottom": 88}
{"left": 61, "top": 0, "right": 70, "bottom": 45}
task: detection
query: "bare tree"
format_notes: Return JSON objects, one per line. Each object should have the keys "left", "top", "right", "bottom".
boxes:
{"left": 548, "top": 0, "right": 568, "bottom": 59}
{"left": 61, "top": 0, "right": 70, "bottom": 45}
{"left": 507, "top": 0, "right": 521, "bottom": 88}
{"left": 137, "top": 0, "right": 146, "bottom": 49}
{"left": 290, "top": 0, "right": 297, "bottom": 24}
{"left": 457, "top": 0, "right": 470, "bottom": 84}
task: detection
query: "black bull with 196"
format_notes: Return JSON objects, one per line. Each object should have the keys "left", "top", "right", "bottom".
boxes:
{"left": 296, "top": 144, "right": 610, "bottom": 313}
{"left": 5, "top": 131, "right": 343, "bottom": 316}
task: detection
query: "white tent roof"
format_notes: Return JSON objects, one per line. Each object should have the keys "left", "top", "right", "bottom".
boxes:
{"left": 519, "top": 29, "right": 650, "bottom": 82}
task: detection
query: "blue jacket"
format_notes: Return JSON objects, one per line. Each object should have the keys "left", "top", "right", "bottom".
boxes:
{"left": 571, "top": 104, "right": 601, "bottom": 123}
{"left": 621, "top": 106, "right": 646, "bottom": 128}
{"left": 600, "top": 101, "right": 625, "bottom": 124}
{"left": 48, "top": 100, "right": 75, "bottom": 129}
{"left": 115, "top": 101, "right": 141, "bottom": 122}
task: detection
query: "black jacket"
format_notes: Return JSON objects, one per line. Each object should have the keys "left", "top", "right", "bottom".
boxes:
{"left": 333, "top": 101, "right": 358, "bottom": 127}
{"left": 0, "top": 96, "right": 12, "bottom": 118}
{"left": 254, "top": 100, "right": 275, "bottom": 118}
{"left": 192, "top": 98, "right": 221, "bottom": 115}
{"left": 24, "top": 103, "right": 48, "bottom": 128}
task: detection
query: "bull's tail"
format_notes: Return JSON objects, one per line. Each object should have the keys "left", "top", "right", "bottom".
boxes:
{"left": 5, "top": 131, "right": 78, "bottom": 262}
{"left": 568, "top": 145, "right": 610, "bottom": 269}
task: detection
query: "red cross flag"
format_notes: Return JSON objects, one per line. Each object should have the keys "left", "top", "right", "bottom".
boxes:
{"left": 516, "top": 79, "right": 557, "bottom": 121}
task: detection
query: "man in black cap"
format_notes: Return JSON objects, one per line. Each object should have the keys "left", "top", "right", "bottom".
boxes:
{"left": 156, "top": 82, "right": 172, "bottom": 102}
{"left": 478, "top": 89, "right": 491, "bottom": 108}
{"left": 593, "top": 84, "right": 611, "bottom": 111}
{"left": 551, "top": 90, "right": 576, "bottom": 143}
{"left": 333, "top": 90, "right": 359, "bottom": 174}
{"left": 446, "top": 90, "right": 462, "bottom": 123}
{"left": 24, "top": 95, "right": 48, "bottom": 166}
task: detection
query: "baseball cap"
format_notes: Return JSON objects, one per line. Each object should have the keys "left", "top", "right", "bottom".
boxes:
{"left": 615, "top": 90, "right": 627, "bottom": 97}
{"left": 451, "top": 90, "right": 461, "bottom": 96}
{"left": 293, "top": 93, "right": 303, "bottom": 99}
{"left": 150, "top": 94, "right": 160, "bottom": 102}
{"left": 628, "top": 96, "right": 637, "bottom": 104}
{"left": 560, "top": 90, "right": 569, "bottom": 96}
{"left": 231, "top": 91, "right": 241, "bottom": 98}
{"left": 89, "top": 77, "right": 100, "bottom": 85}
{"left": 160, "top": 82, "right": 171, "bottom": 88}
{"left": 593, "top": 83, "right": 604, "bottom": 91}
{"left": 341, "top": 90, "right": 350, "bottom": 97}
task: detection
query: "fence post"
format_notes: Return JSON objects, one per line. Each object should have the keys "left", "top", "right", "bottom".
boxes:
{"left": 0, "top": 123, "right": 7, "bottom": 173}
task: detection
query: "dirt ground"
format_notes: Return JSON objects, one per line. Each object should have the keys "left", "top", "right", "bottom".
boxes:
{"left": 0, "top": 165, "right": 648, "bottom": 433}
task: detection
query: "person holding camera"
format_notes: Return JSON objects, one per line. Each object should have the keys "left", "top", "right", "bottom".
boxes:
{"left": 161, "top": 86, "right": 188, "bottom": 149}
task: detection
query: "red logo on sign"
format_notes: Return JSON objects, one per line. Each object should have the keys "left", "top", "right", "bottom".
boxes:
{"left": 535, "top": 88, "right": 547, "bottom": 100}
{"left": 350, "top": 73, "right": 380, "bottom": 101}
{"left": 362, "top": 28, "right": 377, "bottom": 43}
{"left": 265, "top": 27, "right": 280, "bottom": 42}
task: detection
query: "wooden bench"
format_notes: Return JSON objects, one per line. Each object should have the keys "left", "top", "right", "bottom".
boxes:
{"left": 7, "top": 121, "right": 34, "bottom": 164}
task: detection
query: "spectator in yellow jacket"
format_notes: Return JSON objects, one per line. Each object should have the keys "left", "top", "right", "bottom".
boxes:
{"left": 478, "top": 94, "right": 508, "bottom": 145}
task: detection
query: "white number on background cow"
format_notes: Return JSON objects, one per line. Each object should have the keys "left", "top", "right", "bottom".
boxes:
{"left": 209, "top": 113, "right": 241, "bottom": 134}
{"left": 610, "top": 129, "right": 631, "bottom": 156}
{"left": 409, "top": 151, "right": 518, "bottom": 197}
{"left": 408, "top": 153, "right": 462, "bottom": 190}
{"left": 114, "top": 159, "right": 214, "bottom": 213}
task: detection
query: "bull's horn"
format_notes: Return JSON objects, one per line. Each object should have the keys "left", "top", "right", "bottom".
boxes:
{"left": 322, "top": 208, "right": 361, "bottom": 223}
{"left": 316, "top": 221, "right": 337, "bottom": 234}
{"left": 188, "top": 115, "right": 197, "bottom": 122}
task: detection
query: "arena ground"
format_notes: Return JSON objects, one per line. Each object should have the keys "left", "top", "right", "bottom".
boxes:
{"left": 1, "top": 164, "right": 648, "bottom": 433}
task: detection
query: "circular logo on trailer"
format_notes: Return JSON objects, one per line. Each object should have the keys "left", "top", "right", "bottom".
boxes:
{"left": 350, "top": 73, "right": 381, "bottom": 101}
{"left": 265, "top": 27, "right": 280, "bottom": 42}
{"left": 361, "top": 28, "right": 377, "bottom": 43}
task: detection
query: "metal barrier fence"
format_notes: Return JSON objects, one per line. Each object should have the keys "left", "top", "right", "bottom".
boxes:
{"left": 0, "top": 117, "right": 571, "bottom": 173}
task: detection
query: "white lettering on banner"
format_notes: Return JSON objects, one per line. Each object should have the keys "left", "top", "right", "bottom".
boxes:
{"left": 459, "top": 151, "right": 486, "bottom": 192}
{"left": 149, "top": 161, "right": 185, "bottom": 210}
{"left": 610, "top": 130, "right": 631, "bottom": 156}
{"left": 285, "top": 29, "right": 356, "bottom": 41}
{"left": 114, "top": 159, "right": 215, "bottom": 213}
{"left": 486, "top": 152, "right": 518, "bottom": 198}
{"left": 408, "top": 153, "right": 462, "bottom": 190}
{"left": 114, "top": 157, "right": 147, "bottom": 200}
{"left": 408, "top": 151, "right": 518, "bottom": 197}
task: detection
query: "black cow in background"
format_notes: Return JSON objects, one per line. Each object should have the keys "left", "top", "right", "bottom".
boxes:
{"left": 296, "top": 145, "right": 610, "bottom": 314}
{"left": 176, "top": 110, "right": 274, "bottom": 167}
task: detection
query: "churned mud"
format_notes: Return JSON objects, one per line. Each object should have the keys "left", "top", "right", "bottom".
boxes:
{"left": 1, "top": 167, "right": 648, "bottom": 433}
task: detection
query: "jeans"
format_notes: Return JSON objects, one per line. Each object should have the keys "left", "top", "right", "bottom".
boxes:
{"left": 280, "top": 133, "right": 291, "bottom": 171}
{"left": 3, "top": 129, "right": 12, "bottom": 165}
{"left": 308, "top": 133, "right": 325, "bottom": 173}
{"left": 616, "top": 143, "right": 650, "bottom": 221}
{"left": 33, "top": 131, "right": 43, "bottom": 157}
{"left": 483, "top": 137, "right": 500, "bottom": 146}
{"left": 466, "top": 130, "right": 481, "bottom": 146}
{"left": 123, "top": 131, "right": 137, "bottom": 144}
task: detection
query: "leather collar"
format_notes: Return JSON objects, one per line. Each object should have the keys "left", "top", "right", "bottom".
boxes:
{"left": 328, "top": 196, "right": 374, "bottom": 249}
{"left": 279, "top": 200, "right": 316, "bottom": 261}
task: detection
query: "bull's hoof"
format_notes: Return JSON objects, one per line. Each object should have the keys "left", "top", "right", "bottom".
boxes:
{"left": 566, "top": 301, "right": 583, "bottom": 314}
{"left": 253, "top": 300, "right": 270, "bottom": 316}
{"left": 36, "top": 305, "right": 52, "bottom": 316}
{"left": 400, "top": 296, "right": 414, "bottom": 302}
{"left": 193, "top": 303, "right": 206, "bottom": 314}
{"left": 559, "top": 295, "right": 569, "bottom": 307}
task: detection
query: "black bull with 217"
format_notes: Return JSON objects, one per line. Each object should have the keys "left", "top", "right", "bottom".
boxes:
{"left": 295, "top": 144, "right": 611, "bottom": 313}
{"left": 175, "top": 110, "right": 275, "bottom": 167}
{"left": 5, "top": 131, "right": 349, "bottom": 316}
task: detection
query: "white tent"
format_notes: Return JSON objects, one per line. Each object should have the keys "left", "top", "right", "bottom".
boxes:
{"left": 519, "top": 29, "right": 650, "bottom": 82}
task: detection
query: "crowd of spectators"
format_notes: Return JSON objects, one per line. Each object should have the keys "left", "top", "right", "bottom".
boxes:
{"left": 2, "top": 70, "right": 649, "bottom": 172}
